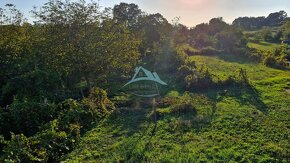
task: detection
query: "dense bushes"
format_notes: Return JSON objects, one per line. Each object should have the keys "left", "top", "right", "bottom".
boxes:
{"left": 60, "top": 88, "right": 115, "bottom": 130}
{"left": 0, "top": 100, "right": 57, "bottom": 137}
{"left": 263, "top": 56, "right": 277, "bottom": 67}
{"left": 1, "top": 121, "right": 81, "bottom": 162}
{"left": 177, "top": 63, "right": 216, "bottom": 90}
{"left": 0, "top": 87, "right": 115, "bottom": 162}
{"left": 260, "top": 45, "right": 290, "bottom": 68}
{"left": 1, "top": 133, "right": 45, "bottom": 162}
{"left": 170, "top": 93, "right": 197, "bottom": 115}
{"left": 11, "top": 100, "right": 57, "bottom": 136}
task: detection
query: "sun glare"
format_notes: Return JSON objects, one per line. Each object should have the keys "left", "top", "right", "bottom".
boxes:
{"left": 179, "top": 0, "right": 204, "bottom": 6}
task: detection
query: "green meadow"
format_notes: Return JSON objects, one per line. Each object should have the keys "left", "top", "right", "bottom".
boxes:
{"left": 64, "top": 54, "right": 290, "bottom": 162}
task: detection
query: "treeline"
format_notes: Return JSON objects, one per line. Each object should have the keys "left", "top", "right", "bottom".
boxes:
{"left": 251, "top": 19, "right": 290, "bottom": 43}
{"left": 0, "top": 1, "right": 250, "bottom": 107}
{"left": 0, "top": 1, "right": 141, "bottom": 161}
{"left": 0, "top": 1, "right": 141, "bottom": 106}
{"left": 233, "top": 10, "right": 288, "bottom": 30}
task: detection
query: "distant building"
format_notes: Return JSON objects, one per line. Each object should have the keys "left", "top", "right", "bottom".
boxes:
{"left": 282, "top": 40, "right": 290, "bottom": 44}
{"left": 282, "top": 40, "right": 290, "bottom": 49}
{"left": 286, "top": 61, "right": 290, "bottom": 67}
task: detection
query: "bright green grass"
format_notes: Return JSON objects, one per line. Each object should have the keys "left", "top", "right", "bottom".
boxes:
{"left": 190, "top": 54, "right": 290, "bottom": 81}
{"left": 63, "top": 54, "right": 290, "bottom": 162}
{"left": 248, "top": 41, "right": 281, "bottom": 51}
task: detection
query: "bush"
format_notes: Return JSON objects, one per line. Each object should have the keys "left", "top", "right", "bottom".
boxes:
{"left": 1, "top": 120, "right": 82, "bottom": 162}
{"left": 59, "top": 87, "right": 115, "bottom": 130}
{"left": 0, "top": 87, "right": 115, "bottom": 162}
{"left": 263, "top": 56, "right": 277, "bottom": 67}
{"left": 58, "top": 99, "right": 93, "bottom": 130}
{"left": 1, "top": 133, "right": 47, "bottom": 162}
{"left": 111, "top": 93, "right": 133, "bottom": 107}
{"left": 34, "top": 120, "right": 81, "bottom": 162}
{"left": 185, "top": 65, "right": 215, "bottom": 90}
{"left": 171, "top": 102, "right": 197, "bottom": 115}
{"left": 9, "top": 99, "right": 57, "bottom": 136}
{"left": 171, "top": 93, "right": 197, "bottom": 115}
{"left": 0, "top": 108, "right": 14, "bottom": 138}
{"left": 0, "top": 135, "right": 5, "bottom": 155}
{"left": 84, "top": 87, "right": 115, "bottom": 116}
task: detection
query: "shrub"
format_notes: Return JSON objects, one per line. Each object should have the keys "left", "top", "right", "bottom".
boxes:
{"left": 34, "top": 120, "right": 81, "bottom": 162}
{"left": 1, "top": 133, "right": 47, "bottom": 162}
{"left": 0, "top": 108, "right": 14, "bottom": 138}
{"left": 84, "top": 87, "right": 115, "bottom": 116}
{"left": 59, "top": 87, "right": 115, "bottom": 130}
{"left": 185, "top": 65, "right": 215, "bottom": 90}
{"left": 157, "top": 97, "right": 177, "bottom": 108}
{"left": 0, "top": 135, "right": 5, "bottom": 155}
{"left": 263, "top": 56, "right": 277, "bottom": 67}
{"left": 1, "top": 120, "right": 82, "bottom": 162}
{"left": 171, "top": 102, "right": 197, "bottom": 115}
{"left": 58, "top": 99, "right": 93, "bottom": 130}
{"left": 9, "top": 99, "right": 57, "bottom": 136}
{"left": 0, "top": 87, "right": 115, "bottom": 162}
{"left": 171, "top": 93, "right": 197, "bottom": 115}
{"left": 111, "top": 93, "right": 133, "bottom": 107}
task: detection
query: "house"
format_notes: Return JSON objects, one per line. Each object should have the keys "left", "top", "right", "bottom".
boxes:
{"left": 282, "top": 40, "right": 290, "bottom": 49}
{"left": 282, "top": 40, "right": 290, "bottom": 44}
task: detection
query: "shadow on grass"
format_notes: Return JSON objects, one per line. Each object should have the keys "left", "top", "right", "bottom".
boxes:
{"left": 216, "top": 53, "right": 258, "bottom": 65}
{"left": 194, "top": 52, "right": 258, "bottom": 65}
{"left": 201, "top": 83, "right": 268, "bottom": 114}
{"left": 106, "top": 105, "right": 154, "bottom": 137}
{"left": 254, "top": 41, "right": 272, "bottom": 46}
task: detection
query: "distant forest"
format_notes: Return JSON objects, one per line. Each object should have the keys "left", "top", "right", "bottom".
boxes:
{"left": 233, "top": 10, "right": 288, "bottom": 29}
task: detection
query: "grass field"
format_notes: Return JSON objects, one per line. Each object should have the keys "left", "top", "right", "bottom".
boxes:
{"left": 63, "top": 54, "right": 290, "bottom": 162}
{"left": 248, "top": 41, "right": 282, "bottom": 51}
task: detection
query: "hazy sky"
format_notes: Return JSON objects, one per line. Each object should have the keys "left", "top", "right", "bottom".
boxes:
{"left": 1, "top": 0, "right": 290, "bottom": 27}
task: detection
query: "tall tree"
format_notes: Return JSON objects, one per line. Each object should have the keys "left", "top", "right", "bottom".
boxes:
{"left": 113, "top": 3, "right": 142, "bottom": 30}
{"left": 32, "top": 0, "right": 140, "bottom": 90}
{"left": 265, "top": 10, "right": 287, "bottom": 27}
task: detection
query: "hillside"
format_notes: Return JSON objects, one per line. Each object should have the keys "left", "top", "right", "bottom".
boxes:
{"left": 64, "top": 54, "right": 290, "bottom": 162}
{"left": 1, "top": 2, "right": 290, "bottom": 162}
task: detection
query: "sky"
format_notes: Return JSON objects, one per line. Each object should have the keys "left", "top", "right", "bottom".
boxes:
{"left": 1, "top": 0, "right": 290, "bottom": 27}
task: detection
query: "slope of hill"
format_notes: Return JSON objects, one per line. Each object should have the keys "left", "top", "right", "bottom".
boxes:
{"left": 63, "top": 54, "right": 290, "bottom": 162}
{"left": 248, "top": 41, "right": 281, "bottom": 51}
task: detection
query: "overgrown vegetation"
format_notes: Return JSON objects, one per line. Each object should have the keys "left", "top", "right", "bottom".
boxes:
{"left": 1, "top": 0, "right": 290, "bottom": 162}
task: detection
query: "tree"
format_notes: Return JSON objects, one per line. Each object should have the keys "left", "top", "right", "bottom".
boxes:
{"left": 137, "top": 13, "right": 172, "bottom": 54}
{"left": 282, "top": 20, "right": 290, "bottom": 40}
{"left": 215, "top": 27, "right": 246, "bottom": 52}
{"left": 232, "top": 16, "right": 265, "bottom": 30}
{"left": 0, "top": 4, "right": 25, "bottom": 25}
{"left": 113, "top": 3, "right": 142, "bottom": 30}
{"left": 265, "top": 10, "right": 287, "bottom": 27}
{"left": 32, "top": 0, "right": 140, "bottom": 90}
{"left": 172, "top": 23, "right": 190, "bottom": 45}
{"left": 260, "top": 27, "right": 273, "bottom": 41}
{"left": 208, "top": 17, "right": 227, "bottom": 35}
